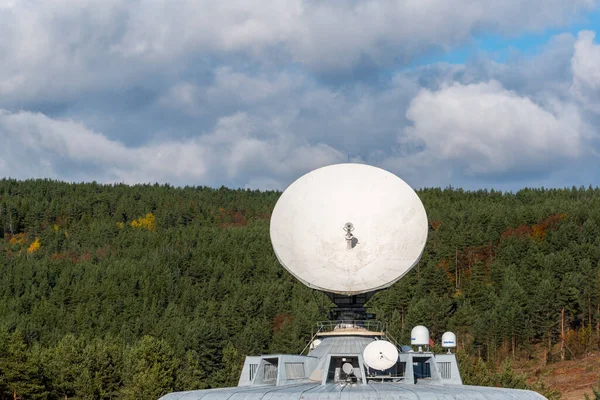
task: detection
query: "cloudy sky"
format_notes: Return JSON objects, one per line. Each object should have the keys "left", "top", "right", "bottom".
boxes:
{"left": 2, "top": 1, "right": 600, "bottom": 191}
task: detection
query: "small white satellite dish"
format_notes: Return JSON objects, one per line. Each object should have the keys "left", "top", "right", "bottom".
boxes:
{"left": 342, "top": 362, "right": 354, "bottom": 375}
{"left": 362, "top": 340, "right": 399, "bottom": 371}
{"left": 309, "top": 339, "right": 322, "bottom": 350}
{"left": 270, "top": 164, "right": 428, "bottom": 295}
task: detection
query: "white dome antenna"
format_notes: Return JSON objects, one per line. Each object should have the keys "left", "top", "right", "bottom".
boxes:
{"left": 442, "top": 332, "right": 457, "bottom": 354}
{"left": 411, "top": 325, "right": 430, "bottom": 352}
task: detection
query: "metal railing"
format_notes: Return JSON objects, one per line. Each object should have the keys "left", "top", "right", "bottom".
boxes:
{"left": 301, "top": 320, "right": 403, "bottom": 356}
{"left": 316, "top": 320, "right": 384, "bottom": 333}
{"left": 300, "top": 324, "right": 325, "bottom": 355}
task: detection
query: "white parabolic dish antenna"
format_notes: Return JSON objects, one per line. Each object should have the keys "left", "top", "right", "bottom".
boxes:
{"left": 270, "top": 163, "right": 428, "bottom": 295}
{"left": 362, "top": 340, "right": 399, "bottom": 371}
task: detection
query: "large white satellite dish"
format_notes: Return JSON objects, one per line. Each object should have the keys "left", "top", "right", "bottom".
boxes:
{"left": 270, "top": 163, "right": 428, "bottom": 295}
{"left": 362, "top": 340, "right": 399, "bottom": 371}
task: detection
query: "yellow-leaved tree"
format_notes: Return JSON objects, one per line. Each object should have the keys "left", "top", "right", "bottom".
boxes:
{"left": 131, "top": 213, "right": 155, "bottom": 231}
{"left": 27, "top": 238, "right": 41, "bottom": 254}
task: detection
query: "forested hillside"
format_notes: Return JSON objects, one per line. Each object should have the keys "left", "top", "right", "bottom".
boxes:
{"left": 1, "top": 179, "right": 600, "bottom": 399}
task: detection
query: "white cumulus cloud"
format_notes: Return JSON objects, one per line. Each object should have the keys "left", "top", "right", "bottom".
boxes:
{"left": 1, "top": 0, "right": 600, "bottom": 189}
{"left": 0, "top": 110, "right": 208, "bottom": 183}
{"left": 0, "top": 0, "right": 597, "bottom": 105}
{"left": 401, "top": 81, "right": 583, "bottom": 176}
{"left": 571, "top": 30, "right": 600, "bottom": 112}
{"left": 0, "top": 110, "right": 343, "bottom": 189}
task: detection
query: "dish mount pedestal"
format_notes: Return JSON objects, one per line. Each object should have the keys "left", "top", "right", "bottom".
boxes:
{"left": 326, "top": 291, "right": 377, "bottom": 321}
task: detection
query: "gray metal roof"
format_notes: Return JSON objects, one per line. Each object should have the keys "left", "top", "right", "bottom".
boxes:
{"left": 159, "top": 382, "right": 546, "bottom": 399}
{"left": 159, "top": 333, "right": 547, "bottom": 400}
{"left": 307, "top": 335, "right": 374, "bottom": 357}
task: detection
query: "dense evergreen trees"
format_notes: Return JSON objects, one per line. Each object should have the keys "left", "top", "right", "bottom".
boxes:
{"left": 1, "top": 179, "right": 600, "bottom": 398}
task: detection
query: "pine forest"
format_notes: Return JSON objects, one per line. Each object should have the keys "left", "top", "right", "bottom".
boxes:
{"left": 2, "top": 179, "right": 600, "bottom": 399}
